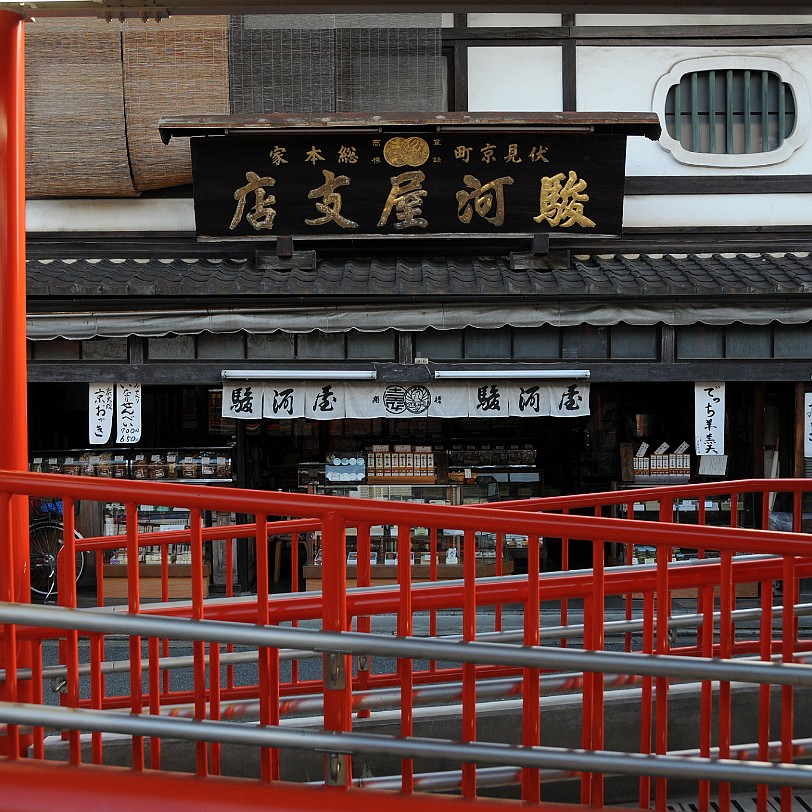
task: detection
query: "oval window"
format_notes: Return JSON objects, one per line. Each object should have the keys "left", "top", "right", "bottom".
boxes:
{"left": 652, "top": 56, "right": 809, "bottom": 167}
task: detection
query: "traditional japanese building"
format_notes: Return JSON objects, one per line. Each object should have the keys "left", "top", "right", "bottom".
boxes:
{"left": 19, "top": 10, "right": 812, "bottom": 584}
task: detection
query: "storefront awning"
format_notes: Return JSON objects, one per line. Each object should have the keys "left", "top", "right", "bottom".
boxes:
{"left": 25, "top": 249, "right": 812, "bottom": 340}
{"left": 26, "top": 300, "right": 812, "bottom": 341}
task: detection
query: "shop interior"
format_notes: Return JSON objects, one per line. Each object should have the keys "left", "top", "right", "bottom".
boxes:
{"left": 26, "top": 380, "right": 796, "bottom": 588}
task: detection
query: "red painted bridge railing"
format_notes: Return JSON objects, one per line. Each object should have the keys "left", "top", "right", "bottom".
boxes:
{"left": 0, "top": 471, "right": 811, "bottom": 812}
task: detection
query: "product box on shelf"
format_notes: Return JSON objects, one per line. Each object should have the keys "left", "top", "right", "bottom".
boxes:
{"left": 29, "top": 447, "right": 234, "bottom": 482}
{"left": 364, "top": 444, "right": 437, "bottom": 483}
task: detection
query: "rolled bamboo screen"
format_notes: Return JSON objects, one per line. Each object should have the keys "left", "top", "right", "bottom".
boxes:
{"left": 122, "top": 16, "right": 229, "bottom": 192}
{"left": 25, "top": 18, "right": 136, "bottom": 198}
{"left": 24, "top": 15, "right": 442, "bottom": 199}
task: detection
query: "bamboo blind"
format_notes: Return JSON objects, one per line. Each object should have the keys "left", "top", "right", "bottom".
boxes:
{"left": 25, "top": 18, "right": 135, "bottom": 198}
{"left": 24, "top": 14, "right": 442, "bottom": 198}
{"left": 123, "top": 16, "right": 229, "bottom": 192}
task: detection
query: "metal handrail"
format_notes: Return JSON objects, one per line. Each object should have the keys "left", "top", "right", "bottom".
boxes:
{"left": 2, "top": 472, "right": 812, "bottom": 809}
{"left": 2, "top": 699, "right": 812, "bottom": 789}
{"left": 2, "top": 602, "right": 812, "bottom": 688}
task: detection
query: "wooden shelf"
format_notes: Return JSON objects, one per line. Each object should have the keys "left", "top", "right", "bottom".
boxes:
{"left": 365, "top": 476, "right": 437, "bottom": 484}
{"left": 302, "top": 559, "right": 512, "bottom": 591}
{"left": 102, "top": 563, "right": 211, "bottom": 602}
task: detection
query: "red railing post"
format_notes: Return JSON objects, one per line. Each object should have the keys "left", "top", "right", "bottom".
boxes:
{"left": 521, "top": 533, "right": 541, "bottom": 803}
{"left": 0, "top": 9, "right": 29, "bottom": 601}
{"left": 655, "top": 495, "right": 673, "bottom": 809}
{"left": 0, "top": 30, "right": 30, "bottom": 737}
{"left": 191, "top": 508, "right": 210, "bottom": 778}
{"left": 780, "top": 552, "right": 797, "bottom": 812}
{"left": 0, "top": 13, "right": 32, "bottom": 753}
{"left": 398, "top": 521, "right": 415, "bottom": 794}
{"left": 461, "top": 527, "right": 477, "bottom": 799}
{"left": 589, "top": 512, "right": 606, "bottom": 806}
{"left": 355, "top": 523, "right": 372, "bottom": 718}
{"left": 321, "top": 510, "right": 352, "bottom": 787}
{"left": 757, "top": 498, "right": 774, "bottom": 812}
{"left": 125, "top": 502, "right": 145, "bottom": 771}
{"left": 59, "top": 497, "right": 82, "bottom": 765}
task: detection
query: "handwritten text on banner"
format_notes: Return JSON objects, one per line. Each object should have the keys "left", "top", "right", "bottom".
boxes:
{"left": 222, "top": 380, "right": 590, "bottom": 421}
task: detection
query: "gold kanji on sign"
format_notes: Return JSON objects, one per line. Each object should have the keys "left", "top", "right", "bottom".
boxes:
{"left": 533, "top": 170, "right": 595, "bottom": 228}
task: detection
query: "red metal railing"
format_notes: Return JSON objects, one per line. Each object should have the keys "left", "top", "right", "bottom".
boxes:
{"left": 1, "top": 471, "right": 812, "bottom": 812}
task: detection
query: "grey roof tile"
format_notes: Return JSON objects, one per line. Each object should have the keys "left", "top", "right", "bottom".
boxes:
{"left": 25, "top": 252, "right": 812, "bottom": 300}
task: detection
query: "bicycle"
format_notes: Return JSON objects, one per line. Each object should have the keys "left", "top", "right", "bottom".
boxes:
{"left": 29, "top": 497, "right": 85, "bottom": 601}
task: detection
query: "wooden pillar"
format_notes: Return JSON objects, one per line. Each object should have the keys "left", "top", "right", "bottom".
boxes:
{"left": 795, "top": 382, "right": 806, "bottom": 478}
{"left": 753, "top": 382, "right": 765, "bottom": 479}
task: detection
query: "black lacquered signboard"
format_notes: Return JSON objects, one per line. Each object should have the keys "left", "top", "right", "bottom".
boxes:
{"left": 190, "top": 129, "right": 627, "bottom": 239}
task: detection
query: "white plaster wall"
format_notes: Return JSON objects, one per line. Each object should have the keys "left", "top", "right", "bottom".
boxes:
{"left": 576, "top": 14, "right": 812, "bottom": 26}
{"left": 25, "top": 192, "right": 811, "bottom": 234}
{"left": 467, "top": 13, "right": 562, "bottom": 27}
{"left": 577, "top": 45, "right": 812, "bottom": 176}
{"left": 468, "top": 46, "right": 563, "bottom": 112}
{"left": 26, "top": 199, "right": 196, "bottom": 234}
{"left": 623, "top": 193, "right": 812, "bottom": 228}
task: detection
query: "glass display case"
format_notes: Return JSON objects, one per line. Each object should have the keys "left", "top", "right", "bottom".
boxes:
{"left": 101, "top": 500, "right": 218, "bottom": 603}
{"left": 616, "top": 489, "right": 755, "bottom": 596}
{"left": 30, "top": 446, "right": 235, "bottom": 483}
{"left": 29, "top": 447, "right": 234, "bottom": 603}
{"left": 452, "top": 466, "right": 543, "bottom": 503}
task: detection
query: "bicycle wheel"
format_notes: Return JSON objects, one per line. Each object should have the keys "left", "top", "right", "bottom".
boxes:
{"left": 29, "top": 521, "right": 85, "bottom": 598}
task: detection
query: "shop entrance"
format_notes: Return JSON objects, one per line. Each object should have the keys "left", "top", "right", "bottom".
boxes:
{"left": 25, "top": 380, "right": 803, "bottom": 587}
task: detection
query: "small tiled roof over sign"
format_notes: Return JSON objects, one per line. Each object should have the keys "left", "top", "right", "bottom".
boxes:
{"left": 24, "top": 250, "right": 812, "bottom": 340}
{"left": 25, "top": 251, "right": 812, "bottom": 299}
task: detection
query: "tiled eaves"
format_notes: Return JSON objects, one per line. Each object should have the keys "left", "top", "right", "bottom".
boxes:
{"left": 25, "top": 252, "right": 812, "bottom": 299}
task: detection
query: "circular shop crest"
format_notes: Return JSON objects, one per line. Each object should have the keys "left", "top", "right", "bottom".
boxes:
{"left": 383, "top": 384, "right": 431, "bottom": 415}
{"left": 382, "top": 136, "right": 430, "bottom": 168}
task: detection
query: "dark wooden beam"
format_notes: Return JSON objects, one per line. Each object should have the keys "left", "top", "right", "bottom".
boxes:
{"left": 25, "top": 359, "right": 812, "bottom": 385}
{"left": 571, "top": 24, "right": 812, "bottom": 39}
{"left": 441, "top": 25, "right": 812, "bottom": 41}
{"left": 7, "top": 0, "right": 812, "bottom": 20}
{"left": 626, "top": 176, "right": 812, "bottom": 195}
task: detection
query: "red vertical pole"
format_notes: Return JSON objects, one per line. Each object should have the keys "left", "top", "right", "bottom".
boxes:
{"left": 398, "top": 521, "right": 414, "bottom": 794}
{"left": 780, "top": 554, "right": 796, "bottom": 812}
{"left": 148, "top": 636, "right": 162, "bottom": 771}
{"left": 718, "top": 548, "right": 734, "bottom": 812}
{"left": 461, "top": 527, "right": 476, "bottom": 799}
{"left": 191, "top": 508, "right": 209, "bottom": 778}
{"left": 0, "top": 11, "right": 29, "bottom": 603}
{"left": 0, "top": 15, "right": 30, "bottom": 752}
{"left": 355, "top": 524, "right": 371, "bottom": 717}
{"left": 126, "top": 503, "right": 145, "bottom": 771}
{"left": 321, "top": 511, "right": 351, "bottom": 787}
{"left": 590, "top": 514, "right": 605, "bottom": 806}
{"left": 255, "top": 514, "right": 271, "bottom": 782}
{"left": 655, "top": 497, "right": 673, "bottom": 810}
{"left": 521, "top": 532, "right": 541, "bottom": 804}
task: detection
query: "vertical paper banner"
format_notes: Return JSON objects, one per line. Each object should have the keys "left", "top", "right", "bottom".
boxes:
{"left": 262, "top": 383, "right": 305, "bottom": 419}
{"left": 89, "top": 383, "right": 114, "bottom": 445}
{"left": 116, "top": 383, "right": 142, "bottom": 444}
{"left": 805, "top": 392, "right": 812, "bottom": 458}
{"left": 695, "top": 382, "right": 725, "bottom": 455}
